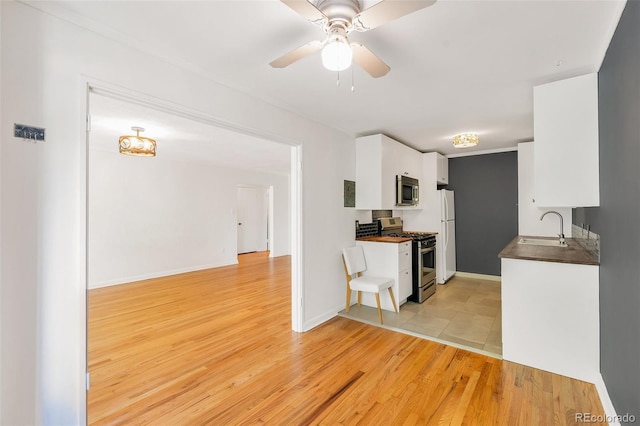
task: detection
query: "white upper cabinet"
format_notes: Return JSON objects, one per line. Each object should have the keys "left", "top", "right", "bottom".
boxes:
{"left": 356, "top": 134, "right": 421, "bottom": 210}
{"left": 422, "top": 152, "right": 448, "bottom": 187}
{"left": 533, "top": 73, "right": 600, "bottom": 207}
{"left": 437, "top": 153, "right": 449, "bottom": 185}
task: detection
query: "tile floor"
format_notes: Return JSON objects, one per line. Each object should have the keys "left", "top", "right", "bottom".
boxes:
{"left": 338, "top": 275, "right": 502, "bottom": 357}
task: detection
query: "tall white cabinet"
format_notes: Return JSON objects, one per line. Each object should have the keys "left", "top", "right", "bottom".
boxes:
{"left": 533, "top": 73, "right": 600, "bottom": 207}
{"left": 436, "top": 153, "right": 449, "bottom": 185}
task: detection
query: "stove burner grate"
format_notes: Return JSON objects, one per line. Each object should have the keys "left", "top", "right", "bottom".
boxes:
{"left": 385, "top": 232, "right": 436, "bottom": 243}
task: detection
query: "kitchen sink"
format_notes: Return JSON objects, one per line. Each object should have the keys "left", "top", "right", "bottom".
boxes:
{"left": 518, "top": 238, "right": 568, "bottom": 247}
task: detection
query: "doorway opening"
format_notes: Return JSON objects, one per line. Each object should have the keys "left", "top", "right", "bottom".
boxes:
{"left": 237, "top": 184, "right": 270, "bottom": 256}
{"left": 82, "top": 80, "right": 304, "bottom": 419}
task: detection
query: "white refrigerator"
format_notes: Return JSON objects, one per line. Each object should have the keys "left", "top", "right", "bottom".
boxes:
{"left": 438, "top": 189, "right": 456, "bottom": 284}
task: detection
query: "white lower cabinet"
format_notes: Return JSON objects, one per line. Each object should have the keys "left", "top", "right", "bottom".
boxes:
{"left": 501, "top": 258, "right": 599, "bottom": 383}
{"left": 354, "top": 241, "right": 413, "bottom": 311}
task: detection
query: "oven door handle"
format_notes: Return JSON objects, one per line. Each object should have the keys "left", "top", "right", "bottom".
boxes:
{"left": 421, "top": 247, "right": 435, "bottom": 254}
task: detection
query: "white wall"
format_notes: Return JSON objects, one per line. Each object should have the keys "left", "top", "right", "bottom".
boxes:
{"left": 1, "top": 3, "right": 39, "bottom": 425}
{"left": 518, "top": 142, "right": 572, "bottom": 237}
{"left": 0, "top": 2, "right": 355, "bottom": 424}
{"left": 88, "top": 150, "right": 290, "bottom": 288}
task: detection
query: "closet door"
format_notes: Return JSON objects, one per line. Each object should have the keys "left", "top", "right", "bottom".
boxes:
{"left": 237, "top": 186, "right": 268, "bottom": 254}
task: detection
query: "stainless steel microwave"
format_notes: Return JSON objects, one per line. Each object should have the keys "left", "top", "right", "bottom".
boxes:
{"left": 396, "top": 175, "right": 419, "bottom": 206}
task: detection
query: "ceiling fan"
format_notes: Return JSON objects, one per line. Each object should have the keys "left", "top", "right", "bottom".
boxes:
{"left": 270, "top": 0, "right": 436, "bottom": 78}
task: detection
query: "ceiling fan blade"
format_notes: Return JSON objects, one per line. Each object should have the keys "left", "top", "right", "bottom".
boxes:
{"left": 269, "top": 41, "right": 323, "bottom": 68}
{"left": 353, "top": 0, "right": 437, "bottom": 32}
{"left": 280, "top": 0, "right": 327, "bottom": 26}
{"left": 351, "top": 43, "right": 390, "bottom": 78}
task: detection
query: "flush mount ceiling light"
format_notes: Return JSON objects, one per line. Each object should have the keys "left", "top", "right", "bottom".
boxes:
{"left": 452, "top": 133, "right": 479, "bottom": 149}
{"left": 118, "top": 126, "right": 156, "bottom": 157}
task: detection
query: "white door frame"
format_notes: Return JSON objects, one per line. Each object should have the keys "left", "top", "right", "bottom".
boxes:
{"left": 80, "top": 78, "right": 304, "bottom": 416}
{"left": 290, "top": 144, "right": 303, "bottom": 332}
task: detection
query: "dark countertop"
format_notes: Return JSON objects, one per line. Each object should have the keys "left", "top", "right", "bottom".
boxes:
{"left": 499, "top": 235, "right": 599, "bottom": 266}
{"left": 356, "top": 236, "right": 412, "bottom": 243}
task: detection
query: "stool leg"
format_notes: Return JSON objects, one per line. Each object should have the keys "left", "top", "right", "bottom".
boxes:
{"left": 346, "top": 286, "right": 352, "bottom": 312}
{"left": 357, "top": 291, "right": 362, "bottom": 307}
{"left": 388, "top": 287, "right": 398, "bottom": 313}
{"left": 375, "top": 293, "right": 383, "bottom": 324}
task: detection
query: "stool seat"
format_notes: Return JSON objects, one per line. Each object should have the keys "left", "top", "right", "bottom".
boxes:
{"left": 348, "top": 275, "right": 394, "bottom": 293}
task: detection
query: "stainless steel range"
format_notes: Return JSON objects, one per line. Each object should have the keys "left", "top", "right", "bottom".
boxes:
{"left": 379, "top": 217, "right": 437, "bottom": 303}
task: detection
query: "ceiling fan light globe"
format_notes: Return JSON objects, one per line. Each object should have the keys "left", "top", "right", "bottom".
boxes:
{"left": 321, "top": 38, "right": 353, "bottom": 71}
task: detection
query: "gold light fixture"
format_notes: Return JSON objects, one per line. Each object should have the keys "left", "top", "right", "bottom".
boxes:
{"left": 452, "top": 133, "right": 479, "bottom": 148}
{"left": 118, "top": 126, "right": 156, "bottom": 157}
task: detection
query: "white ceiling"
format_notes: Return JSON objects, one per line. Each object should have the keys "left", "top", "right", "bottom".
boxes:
{"left": 30, "top": 0, "right": 626, "bottom": 157}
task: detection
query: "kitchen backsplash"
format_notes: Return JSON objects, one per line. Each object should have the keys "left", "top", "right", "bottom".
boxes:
{"left": 355, "top": 222, "right": 379, "bottom": 238}
{"left": 355, "top": 210, "right": 393, "bottom": 238}
{"left": 572, "top": 224, "right": 600, "bottom": 262}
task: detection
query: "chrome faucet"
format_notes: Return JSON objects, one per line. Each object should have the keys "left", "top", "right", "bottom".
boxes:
{"left": 540, "top": 210, "right": 566, "bottom": 245}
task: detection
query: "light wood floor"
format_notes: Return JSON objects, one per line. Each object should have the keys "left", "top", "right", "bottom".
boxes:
{"left": 88, "top": 252, "right": 606, "bottom": 425}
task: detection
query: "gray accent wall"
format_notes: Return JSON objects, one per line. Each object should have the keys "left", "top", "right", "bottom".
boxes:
{"left": 574, "top": 1, "right": 640, "bottom": 420}
{"left": 447, "top": 152, "right": 518, "bottom": 276}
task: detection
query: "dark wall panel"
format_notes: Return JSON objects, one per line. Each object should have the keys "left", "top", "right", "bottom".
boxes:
{"left": 448, "top": 152, "right": 518, "bottom": 276}
{"left": 576, "top": 1, "right": 640, "bottom": 419}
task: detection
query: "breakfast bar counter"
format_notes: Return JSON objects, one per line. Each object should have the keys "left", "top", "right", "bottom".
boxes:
{"left": 499, "top": 234, "right": 600, "bottom": 383}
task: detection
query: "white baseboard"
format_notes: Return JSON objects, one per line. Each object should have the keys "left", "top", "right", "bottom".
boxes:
{"left": 595, "top": 373, "right": 621, "bottom": 426}
{"left": 454, "top": 271, "right": 502, "bottom": 281}
{"left": 302, "top": 305, "right": 343, "bottom": 332}
{"left": 89, "top": 261, "right": 238, "bottom": 289}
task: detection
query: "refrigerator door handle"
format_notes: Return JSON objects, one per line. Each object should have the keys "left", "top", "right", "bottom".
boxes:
{"left": 443, "top": 192, "right": 449, "bottom": 220}
{"left": 443, "top": 221, "right": 448, "bottom": 249}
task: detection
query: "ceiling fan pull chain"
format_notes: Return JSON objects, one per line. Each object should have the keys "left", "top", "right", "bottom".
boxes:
{"left": 351, "top": 65, "right": 355, "bottom": 93}
{"left": 336, "top": 70, "right": 340, "bottom": 87}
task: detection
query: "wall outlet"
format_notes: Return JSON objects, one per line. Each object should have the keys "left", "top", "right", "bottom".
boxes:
{"left": 14, "top": 123, "right": 45, "bottom": 141}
